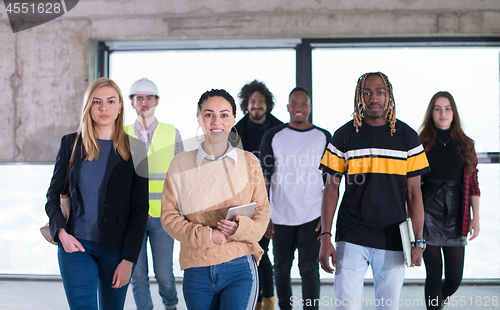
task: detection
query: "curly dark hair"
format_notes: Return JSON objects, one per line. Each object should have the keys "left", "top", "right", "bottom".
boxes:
{"left": 238, "top": 80, "right": 275, "bottom": 114}
{"left": 197, "top": 89, "right": 237, "bottom": 117}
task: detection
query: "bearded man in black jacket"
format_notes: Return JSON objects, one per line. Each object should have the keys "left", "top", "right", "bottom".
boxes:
{"left": 232, "top": 80, "right": 282, "bottom": 310}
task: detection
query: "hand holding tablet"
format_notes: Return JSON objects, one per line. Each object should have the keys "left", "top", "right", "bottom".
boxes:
{"left": 225, "top": 202, "right": 256, "bottom": 220}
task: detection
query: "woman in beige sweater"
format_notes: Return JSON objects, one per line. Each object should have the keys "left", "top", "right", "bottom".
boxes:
{"left": 161, "top": 89, "right": 270, "bottom": 310}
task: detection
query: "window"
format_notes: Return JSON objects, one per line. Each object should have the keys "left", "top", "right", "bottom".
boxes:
{"left": 312, "top": 46, "right": 500, "bottom": 279}
{"left": 312, "top": 47, "right": 500, "bottom": 153}
{"left": 1, "top": 40, "right": 497, "bottom": 281}
{"left": 110, "top": 48, "right": 296, "bottom": 152}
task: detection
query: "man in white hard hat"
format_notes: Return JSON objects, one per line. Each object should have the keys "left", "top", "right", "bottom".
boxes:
{"left": 125, "top": 78, "right": 183, "bottom": 310}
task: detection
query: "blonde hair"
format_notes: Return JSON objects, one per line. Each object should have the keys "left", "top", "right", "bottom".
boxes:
{"left": 77, "top": 77, "right": 130, "bottom": 161}
{"left": 353, "top": 72, "right": 396, "bottom": 135}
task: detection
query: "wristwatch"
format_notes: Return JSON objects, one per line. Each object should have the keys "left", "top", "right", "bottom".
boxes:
{"left": 413, "top": 239, "right": 426, "bottom": 251}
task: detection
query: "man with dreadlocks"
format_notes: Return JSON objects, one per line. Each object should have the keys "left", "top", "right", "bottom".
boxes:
{"left": 318, "top": 72, "right": 430, "bottom": 310}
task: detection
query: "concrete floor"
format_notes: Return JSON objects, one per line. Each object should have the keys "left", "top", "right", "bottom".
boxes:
{"left": 0, "top": 276, "right": 498, "bottom": 310}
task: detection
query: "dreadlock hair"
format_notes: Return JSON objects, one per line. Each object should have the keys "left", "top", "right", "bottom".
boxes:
{"left": 418, "top": 91, "right": 475, "bottom": 176}
{"left": 353, "top": 72, "right": 396, "bottom": 135}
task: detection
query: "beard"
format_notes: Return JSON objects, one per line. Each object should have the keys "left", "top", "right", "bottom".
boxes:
{"left": 249, "top": 109, "right": 266, "bottom": 122}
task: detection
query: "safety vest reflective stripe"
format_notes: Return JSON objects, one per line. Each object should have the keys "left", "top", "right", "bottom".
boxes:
{"left": 125, "top": 123, "right": 176, "bottom": 217}
{"left": 149, "top": 173, "right": 167, "bottom": 180}
{"left": 149, "top": 192, "right": 163, "bottom": 200}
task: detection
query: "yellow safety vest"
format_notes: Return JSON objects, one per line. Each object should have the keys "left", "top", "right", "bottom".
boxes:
{"left": 125, "top": 123, "right": 176, "bottom": 217}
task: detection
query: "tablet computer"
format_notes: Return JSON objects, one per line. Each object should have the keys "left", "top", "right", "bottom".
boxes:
{"left": 225, "top": 202, "right": 256, "bottom": 220}
{"left": 399, "top": 218, "right": 415, "bottom": 267}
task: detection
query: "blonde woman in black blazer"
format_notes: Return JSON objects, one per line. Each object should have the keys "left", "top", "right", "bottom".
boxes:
{"left": 45, "top": 78, "right": 149, "bottom": 310}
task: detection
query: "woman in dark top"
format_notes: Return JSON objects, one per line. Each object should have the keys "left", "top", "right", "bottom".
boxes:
{"left": 419, "top": 91, "right": 480, "bottom": 310}
{"left": 45, "top": 78, "right": 149, "bottom": 310}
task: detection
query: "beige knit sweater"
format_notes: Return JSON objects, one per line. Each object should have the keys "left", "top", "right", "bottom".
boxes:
{"left": 161, "top": 148, "right": 270, "bottom": 270}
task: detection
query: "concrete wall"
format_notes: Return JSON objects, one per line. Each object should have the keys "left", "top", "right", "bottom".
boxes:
{"left": 1, "top": 0, "right": 499, "bottom": 161}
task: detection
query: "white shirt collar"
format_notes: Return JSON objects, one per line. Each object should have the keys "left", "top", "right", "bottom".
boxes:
{"left": 196, "top": 142, "right": 238, "bottom": 167}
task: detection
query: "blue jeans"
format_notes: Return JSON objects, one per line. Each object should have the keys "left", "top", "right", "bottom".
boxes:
{"left": 58, "top": 239, "right": 131, "bottom": 310}
{"left": 182, "top": 255, "right": 258, "bottom": 310}
{"left": 131, "top": 217, "right": 178, "bottom": 310}
{"left": 334, "top": 241, "right": 405, "bottom": 310}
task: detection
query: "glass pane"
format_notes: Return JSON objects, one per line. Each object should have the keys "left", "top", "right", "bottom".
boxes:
{"left": 0, "top": 163, "right": 187, "bottom": 277}
{"left": 110, "top": 49, "right": 296, "bottom": 151}
{"left": 1, "top": 49, "right": 297, "bottom": 277}
{"left": 0, "top": 164, "right": 59, "bottom": 275}
{"left": 312, "top": 47, "right": 500, "bottom": 153}
{"left": 3, "top": 47, "right": 496, "bottom": 280}
{"left": 312, "top": 47, "right": 500, "bottom": 279}
{"left": 1, "top": 162, "right": 496, "bottom": 279}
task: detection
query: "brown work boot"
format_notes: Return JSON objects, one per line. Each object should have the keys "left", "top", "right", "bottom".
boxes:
{"left": 261, "top": 296, "right": 275, "bottom": 310}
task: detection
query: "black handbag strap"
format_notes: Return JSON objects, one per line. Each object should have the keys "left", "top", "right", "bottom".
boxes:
{"left": 62, "top": 133, "right": 80, "bottom": 196}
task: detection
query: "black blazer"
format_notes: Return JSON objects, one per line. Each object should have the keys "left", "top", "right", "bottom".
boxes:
{"left": 45, "top": 133, "right": 149, "bottom": 264}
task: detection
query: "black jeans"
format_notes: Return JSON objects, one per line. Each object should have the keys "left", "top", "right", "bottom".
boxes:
{"left": 257, "top": 236, "right": 274, "bottom": 301}
{"left": 273, "top": 217, "right": 321, "bottom": 310}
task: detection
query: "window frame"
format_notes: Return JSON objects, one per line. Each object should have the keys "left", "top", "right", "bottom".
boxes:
{"left": 99, "top": 36, "right": 500, "bottom": 162}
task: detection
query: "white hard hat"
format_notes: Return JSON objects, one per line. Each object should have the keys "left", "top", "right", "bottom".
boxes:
{"left": 129, "top": 78, "right": 159, "bottom": 98}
